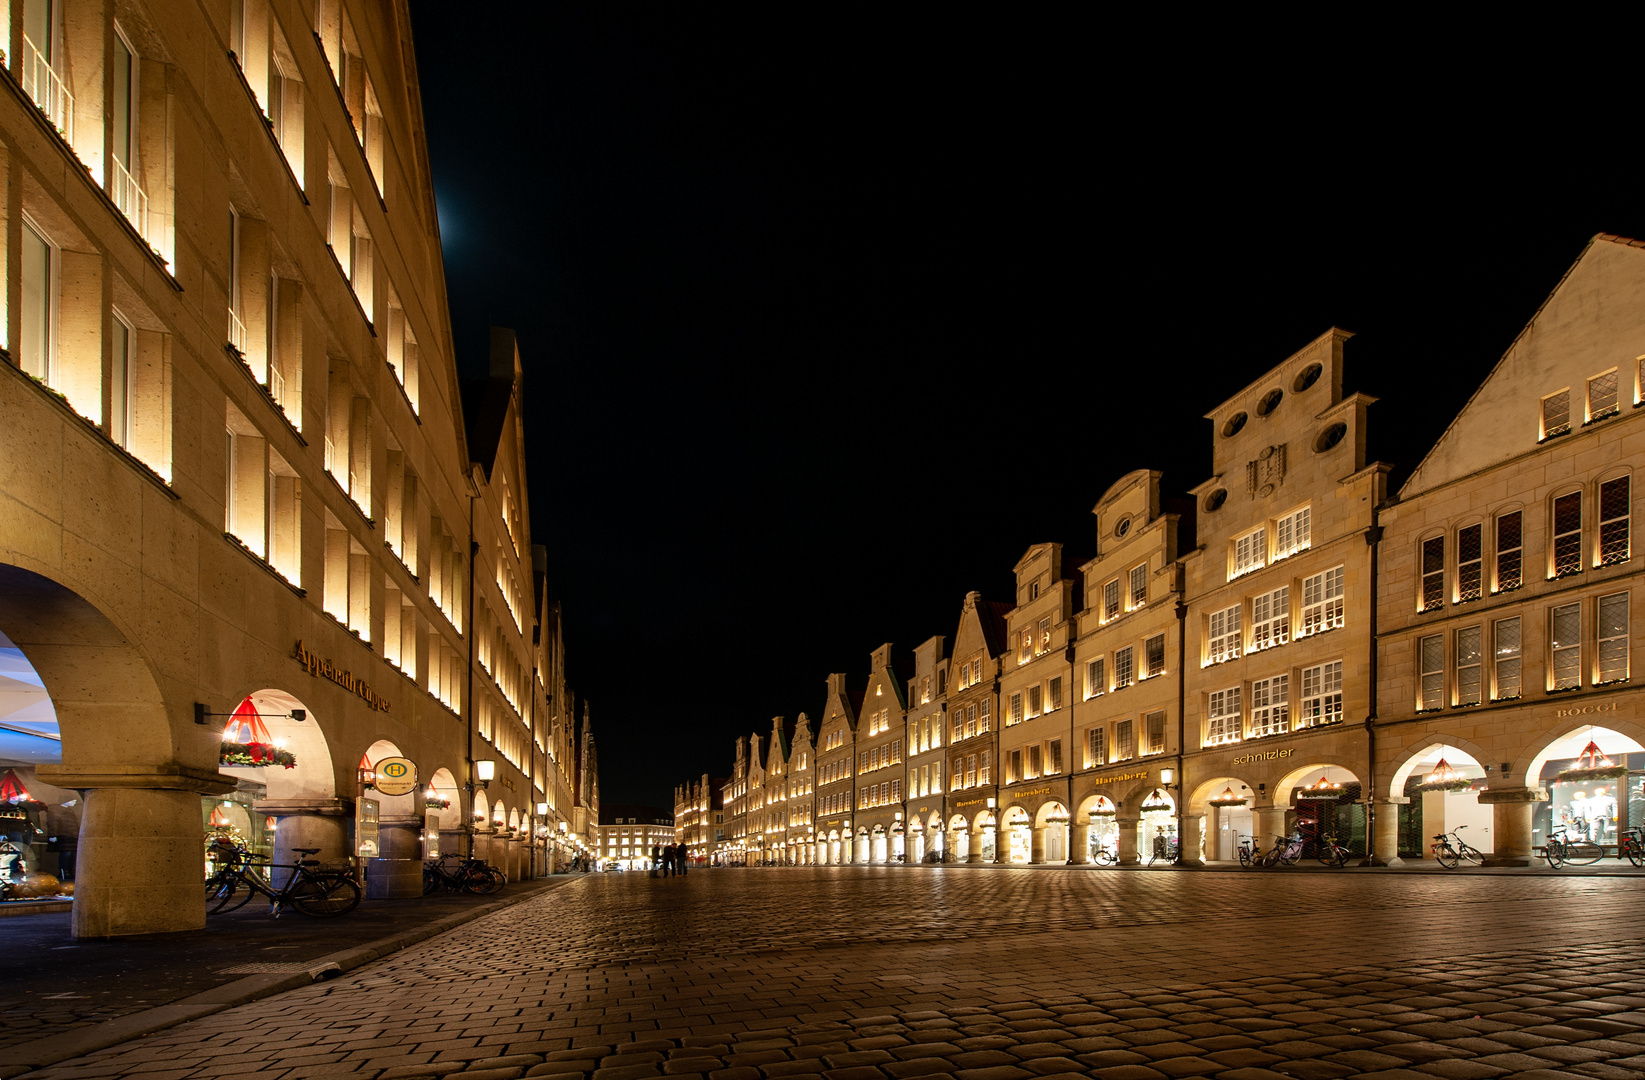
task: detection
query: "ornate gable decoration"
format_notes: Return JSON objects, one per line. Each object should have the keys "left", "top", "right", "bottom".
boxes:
{"left": 1246, "top": 444, "right": 1286, "bottom": 499}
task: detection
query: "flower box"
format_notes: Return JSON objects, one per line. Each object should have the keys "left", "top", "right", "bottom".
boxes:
{"left": 220, "top": 741, "right": 297, "bottom": 769}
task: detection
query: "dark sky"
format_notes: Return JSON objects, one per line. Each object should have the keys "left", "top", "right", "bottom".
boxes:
{"left": 406, "top": 9, "right": 1645, "bottom": 806}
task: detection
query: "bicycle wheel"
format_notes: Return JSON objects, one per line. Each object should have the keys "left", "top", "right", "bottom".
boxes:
{"left": 1624, "top": 838, "right": 1644, "bottom": 868}
{"left": 478, "top": 868, "right": 506, "bottom": 894}
{"left": 1459, "top": 844, "right": 1483, "bottom": 866}
{"left": 1544, "top": 841, "right": 1566, "bottom": 868}
{"left": 1570, "top": 842, "right": 1604, "bottom": 866}
{"left": 422, "top": 868, "right": 442, "bottom": 896}
{"left": 1435, "top": 843, "right": 1459, "bottom": 868}
{"left": 1237, "top": 847, "right": 1251, "bottom": 868}
{"left": 1260, "top": 847, "right": 1281, "bottom": 868}
{"left": 208, "top": 875, "right": 255, "bottom": 914}
{"left": 290, "top": 874, "right": 361, "bottom": 917}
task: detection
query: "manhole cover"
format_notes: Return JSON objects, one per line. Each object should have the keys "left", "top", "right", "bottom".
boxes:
{"left": 217, "top": 962, "right": 315, "bottom": 974}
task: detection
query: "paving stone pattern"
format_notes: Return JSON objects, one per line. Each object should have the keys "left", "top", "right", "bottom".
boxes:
{"left": 24, "top": 868, "right": 1645, "bottom": 1079}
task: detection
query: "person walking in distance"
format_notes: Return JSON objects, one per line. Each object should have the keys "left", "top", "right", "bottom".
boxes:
{"left": 650, "top": 844, "right": 661, "bottom": 878}
{"left": 674, "top": 844, "right": 687, "bottom": 877}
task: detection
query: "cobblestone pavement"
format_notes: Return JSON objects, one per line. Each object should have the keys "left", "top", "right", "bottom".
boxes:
{"left": 23, "top": 867, "right": 1645, "bottom": 1080}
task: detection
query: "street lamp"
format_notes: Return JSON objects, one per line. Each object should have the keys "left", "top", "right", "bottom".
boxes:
{"left": 475, "top": 760, "right": 495, "bottom": 789}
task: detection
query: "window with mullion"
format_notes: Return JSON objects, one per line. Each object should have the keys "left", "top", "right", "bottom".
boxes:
{"left": 1086, "top": 727, "right": 1107, "bottom": 768}
{"left": 1249, "top": 675, "right": 1289, "bottom": 738}
{"left": 1599, "top": 477, "right": 1630, "bottom": 566}
{"left": 1598, "top": 592, "right": 1629, "bottom": 685}
{"left": 1206, "top": 688, "right": 1242, "bottom": 745}
{"left": 1421, "top": 537, "right": 1445, "bottom": 611}
{"left": 1455, "top": 626, "right": 1482, "bottom": 705}
{"left": 1298, "top": 661, "right": 1342, "bottom": 728}
{"left": 1114, "top": 646, "right": 1134, "bottom": 689}
{"left": 1301, "top": 566, "right": 1344, "bottom": 634}
{"left": 1552, "top": 492, "right": 1583, "bottom": 577}
{"left": 1495, "top": 511, "right": 1523, "bottom": 591}
{"left": 1103, "top": 580, "right": 1121, "bottom": 621}
{"left": 1551, "top": 602, "right": 1581, "bottom": 690}
{"left": 1251, "top": 587, "right": 1290, "bottom": 650}
{"left": 1543, "top": 389, "right": 1571, "bottom": 438}
{"left": 1418, "top": 635, "right": 1443, "bottom": 710}
{"left": 1209, "top": 604, "right": 1241, "bottom": 663}
{"left": 1589, "top": 371, "right": 1620, "bottom": 421}
{"left": 1129, "top": 564, "right": 1148, "bottom": 608}
{"left": 1457, "top": 524, "right": 1483, "bottom": 602}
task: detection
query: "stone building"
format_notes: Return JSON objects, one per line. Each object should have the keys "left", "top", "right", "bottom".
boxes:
{"left": 596, "top": 803, "right": 673, "bottom": 871}
{"left": 761, "top": 716, "right": 794, "bottom": 864}
{"left": 901, "top": 635, "right": 947, "bottom": 864}
{"left": 812, "top": 673, "right": 860, "bottom": 864}
{"left": 942, "top": 591, "right": 1010, "bottom": 862}
{"left": 720, "top": 736, "right": 749, "bottom": 865}
{"left": 744, "top": 729, "right": 766, "bottom": 865}
{"left": 672, "top": 774, "right": 726, "bottom": 864}
{"left": 786, "top": 712, "right": 814, "bottom": 862}
{"left": 852, "top": 644, "right": 905, "bottom": 863}
{"left": 0, "top": 0, "right": 578, "bottom": 936}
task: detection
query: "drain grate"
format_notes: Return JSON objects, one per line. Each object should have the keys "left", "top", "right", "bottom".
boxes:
{"left": 217, "top": 962, "right": 316, "bottom": 974}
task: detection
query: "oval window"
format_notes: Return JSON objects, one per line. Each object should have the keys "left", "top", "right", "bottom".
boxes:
{"left": 1293, "top": 363, "right": 1323, "bottom": 393}
{"left": 1256, "top": 389, "right": 1284, "bottom": 416}
{"left": 1114, "top": 516, "right": 1132, "bottom": 539}
{"left": 1222, "top": 412, "right": 1248, "bottom": 438}
{"left": 1203, "top": 489, "right": 1227, "bottom": 513}
{"left": 1315, "top": 423, "right": 1348, "bottom": 453}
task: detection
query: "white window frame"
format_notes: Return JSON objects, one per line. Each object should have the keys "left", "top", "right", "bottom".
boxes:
{"left": 1233, "top": 527, "right": 1267, "bottom": 578}
{"left": 1208, "top": 604, "right": 1241, "bottom": 664}
{"left": 1249, "top": 675, "right": 1289, "bottom": 738}
{"left": 1086, "top": 726, "right": 1107, "bottom": 768}
{"left": 1251, "top": 586, "right": 1290, "bottom": 651}
{"left": 1298, "top": 661, "right": 1342, "bottom": 728}
{"left": 1206, "top": 688, "right": 1242, "bottom": 746}
{"left": 1114, "top": 646, "right": 1134, "bottom": 690}
{"left": 1300, "top": 566, "right": 1344, "bottom": 636}
{"left": 1274, "top": 505, "right": 1311, "bottom": 560}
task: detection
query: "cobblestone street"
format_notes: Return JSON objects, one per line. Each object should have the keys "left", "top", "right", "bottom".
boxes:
{"left": 22, "top": 868, "right": 1645, "bottom": 1080}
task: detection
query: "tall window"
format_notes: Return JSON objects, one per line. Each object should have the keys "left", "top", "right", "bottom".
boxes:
{"left": 1008, "top": 692, "right": 1023, "bottom": 726}
{"left": 1552, "top": 492, "right": 1583, "bottom": 577}
{"left": 1299, "top": 661, "right": 1342, "bottom": 728}
{"left": 1250, "top": 676, "right": 1289, "bottom": 738}
{"left": 1019, "top": 629, "right": 1033, "bottom": 663}
{"left": 1496, "top": 511, "right": 1522, "bottom": 591}
{"left": 1103, "top": 579, "right": 1120, "bottom": 621}
{"left": 1421, "top": 536, "right": 1445, "bottom": 611}
{"left": 979, "top": 699, "right": 991, "bottom": 732}
{"left": 1036, "top": 616, "right": 1052, "bottom": 655}
{"left": 1251, "top": 587, "right": 1290, "bottom": 650}
{"left": 1047, "top": 739, "right": 1062, "bottom": 775}
{"left": 1419, "top": 635, "right": 1443, "bottom": 710}
{"left": 1457, "top": 524, "right": 1483, "bottom": 602}
{"left": 1275, "top": 506, "right": 1311, "bottom": 559}
{"left": 1114, "top": 646, "right": 1134, "bottom": 689}
{"left": 1085, "top": 657, "right": 1105, "bottom": 698}
{"left": 1600, "top": 476, "right": 1630, "bottom": 566}
{"left": 1000, "top": 752, "right": 1011, "bottom": 786}
{"left": 1144, "top": 634, "right": 1165, "bottom": 678}
{"left": 1206, "top": 689, "right": 1241, "bottom": 745}
{"left": 1129, "top": 564, "right": 1148, "bottom": 608}
{"left": 952, "top": 710, "right": 964, "bottom": 742}
{"left": 1301, "top": 566, "right": 1344, "bottom": 635}
{"left": 1455, "top": 626, "right": 1482, "bottom": 706}
{"left": 978, "top": 751, "right": 991, "bottom": 785}
{"left": 1144, "top": 712, "right": 1165, "bottom": 755}
{"left": 1209, "top": 605, "right": 1241, "bottom": 663}
{"left": 964, "top": 704, "right": 977, "bottom": 739}
{"left": 1589, "top": 370, "right": 1620, "bottom": 421}
{"left": 1086, "top": 727, "right": 1107, "bottom": 768}
{"left": 110, "top": 25, "right": 148, "bottom": 241}
{"left": 19, "top": 216, "right": 54, "bottom": 381}
{"left": 1027, "top": 685, "right": 1042, "bottom": 717}
{"left": 1551, "top": 603, "right": 1581, "bottom": 690}
{"left": 1234, "top": 527, "right": 1266, "bottom": 577}
{"left": 1048, "top": 676, "right": 1063, "bottom": 711}
{"left": 1114, "top": 719, "right": 1135, "bottom": 760}
{"left": 1543, "top": 389, "right": 1571, "bottom": 439}
{"left": 110, "top": 312, "right": 134, "bottom": 449}
{"left": 1598, "top": 592, "right": 1630, "bottom": 685}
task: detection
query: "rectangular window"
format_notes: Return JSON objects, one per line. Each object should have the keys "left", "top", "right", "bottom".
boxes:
{"left": 1115, "top": 719, "right": 1135, "bottom": 760}
{"left": 1103, "top": 579, "right": 1121, "bottom": 620}
{"left": 1019, "top": 629, "right": 1033, "bottom": 663}
{"left": 1009, "top": 692, "right": 1023, "bottom": 726}
{"left": 1251, "top": 587, "right": 1290, "bottom": 650}
{"left": 1144, "top": 712, "right": 1165, "bottom": 755}
{"left": 932, "top": 761, "right": 942, "bottom": 792}
{"left": 1114, "top": 646, "right": 1134, "bottom": 689}
{"left": 1298, "top": 661, "right": 1343, "bottom": 728}
{"left": 1207, "top": 688, "right": 1242, "bottom": 745}
{"left": 1006, "top": 750, "right": 1018, "bottom": 784}
{"left": 979, "top": 699, "right": 991, "bottom": 732}
{"left": 1250, "top": 676, "right": 1289, "bottom": 738}
{"left": 1457, "top": 524, "right": 1483, "bottom": 603}
{"left": 951, "top": 757, "right": 962, "bottom": 790}
{"left": 1553, "top": 492, "right": 1583, "bottom": 577}
{"left": 1026, "top": 745, "right": 1041, "bottom": 778}
{"left": 1598, "top": 592, "right": 1629, "bottom": 685}
{"left": 1048, "top": 676, "right": 1063, "bottom": 711}
{"left": 1027, "top": 685, "right": 1042, "bottom": 717}
{"left": 1600, "top": 477, "right": 1630, "bottom": 566}
{"left": 965, "top": 703, "right": 977, "bottom": 738}
{"left": 1086, "top": 726, "right": 1107, "bottom": 768}
{"left": 1552, "top": 603, "right": 1581, "bottom": 690}
{"left": 1421, "top": 536, "right": 1445, "bottom": 611}
{"left": 952, "top": 710, "right": 964, "bottom": 742}
{"left": 110, "top": 312, "right": 134, "bottom": 448}
{"left": 1234, "top": 527, "right": 1267, "bottom": 577}
{"left": 1590, "top": 370, "right": 1620, "bottom": 421}
{"left": 890, "top": 779, "right": 901, "bottom": 801}
{"left": 1496, "top": 511, "right": 1522, "bottom": 591}
{"left": 1455, "top": 626, "right": 1482, "bottom": 706}
{"left": 19, "top": 217, "right": 54, "bottom": 381}
{"left": 859, "top": 752, "right": 868, "bottom": 775}
{"left": 1086, "top": 657, "right": 1105, "bottom": 698}
{"left": 1275, "top": 506, "right": 1311, "bottom": 559}
{"left": 978, "top": 751, "right": 991, "bottom": 785}
{"left": 1208, "top": 604, "right": 1241, "bottom": 663}
{"left": 1048, "top": 739, "right": 1063, "bottom": 775}
{"left": 1144, "top": 634, "right": 1165, "bottom": 678}
{"left": 1037, "top": 616, "right": 1052, "bottom": 655}
{"left": 1129, "top": 564, "right": 1147, "bottom": 608}
{"left": 1543, "top": 389, "right": 1571, "bottom": 438}
{"left": 1301, "top": 566, "right": 1344, "bottom": 636}
{"left": 1419, "top": 634, "right": 1444, "bottom": 710}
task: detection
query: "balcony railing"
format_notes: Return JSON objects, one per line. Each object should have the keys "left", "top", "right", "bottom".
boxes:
{"left": 268, "top": 364, "right": 287, "bottom": 412}
{"left": 227, "top": 307, "right": 247, "bottom": 354}
{"left": 111, "top": 158, "right": 149, "bottom": 243}
{"left": 21, "top": 36, "right": 74, "bottom": 143}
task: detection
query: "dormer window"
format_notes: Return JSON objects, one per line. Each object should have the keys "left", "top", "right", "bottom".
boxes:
{"left": 1542, "top": 389, "right": 1571, "bottom": 439}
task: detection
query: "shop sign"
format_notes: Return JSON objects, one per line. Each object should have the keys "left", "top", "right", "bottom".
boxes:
{"left": 1092, "top": 770, "right": 1150, "bottom": 785}
{"left": 1232, "top": 747, "right": 1295, "bottom": 765}
{"left": 954, "top": 797, "right": 988, "bottom": 810}
{"left": 374, "top": 757, "right": 417, "bottom": 796}
{"left": 1011, "top": 786, "right": 1052, "bottom": 800}
{"left": 293, "top": 640, "right": 391, "bottom": 712}
{"left": 1555, "top": 700, "right": 1619, "bottom": 718}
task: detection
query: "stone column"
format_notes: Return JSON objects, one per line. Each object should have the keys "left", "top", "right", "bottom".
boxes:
{"left": 41, "top": 764, "right": 237, "bottom": 939}
{"left": 1070, "top": 823, "right": 1091, "bottom": 865}
{"left": 1179, "top": 814, "right": 1205, "bottom": 867}
{"left": 1479, "top": 787, "right": 1546, "bottom": 867}
{"left": 966, "top": 827, "right": 984, "bottom": 863}
{"left": 1116, "top": 816, "right": 1140, "bottom": 865}
{"left": 1030, "top": 826, "right": 1047, "bottom": 864}
{"left": 368, "top": 814, "right": 425, "bottom": 898}
{"left": 1252, "top": 804, "right": 1288, "bottom": 852}
{"left": 1370, "top": 796, "right": 1408, "bottom": 866}
{"left": 257, "top": 797, "right": 354, "bottom": 888}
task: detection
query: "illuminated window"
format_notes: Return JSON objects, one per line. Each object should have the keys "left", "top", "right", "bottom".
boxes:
{"left": 1233, "top": 528, "right": 1266, "bottom": 578}
{"left": 1301, "top": 566, "right": 1344, "bottom": 635}
{"left": 1455, "top": 626, "right": 1482, "bottom": 706}
{"left": 1114, "top": 719, "right": 1135, "bottom": 760}
{"left": 1208, "top": 605, "right": 1241, "bottom": 663}
{"left": 1589, "top": 370, "right": 1620, "bottom": 422}
{"left": 1552, "top": 492, "right": 1583, "bottom": 577}
{"left": 1047, "top": 739, "right": 1062, "bottom": 775}
{"left": 978, "top": 699, "right": 991, "bottom": 732}
{"left": 1018, "top": 629, "right": 1033, "bottom": 664}
{"left": 1274, "top": 506, "right": 1311, "bottom": 560}
{"left": 1144, "top": 712, "right": 1165, "bottom": 755}
{"left": 1418, "top": 635, "right": 1443, "bottom": 710}
{"left": 1086, "top": 727, "right": 1107, "bottom": 768}
{"left": 1103, "top": 579, "right": 1120, "bottom": 621}
{"left": 1114, "top": 646, "right": 1134, "bottom": 689}
{"left": 1129, "top": 564, "right": 1147, "bottom": 608}
{"left": 1299, "top": 661, "right": 1342, "bottom": 728}
{"left": 1600, "top": 476, "right": 1630, "bottom": 566}
{"left": 1598, "top": 592, "right": 1629, "bottom": 685}
{"left": 1144, "top": 635, "right": 1165, "bottom": 678}
{"left": 1251, "top": 587, "right": 1289, "bottom": 651}
{"left": 1551, "top": 603, "right": 1581, "bottom": 690}
{"left": 1047, "top": 677, "right": 1063, "bottom": 711}
{"left": 1027, "top": 685, "right": 1042, "bottom": 718}
{"left": 1495, "top": 511, "right": 1523, "bottom": 591}
{"left": 1249, "top": 676, "right": 1289, "bottom": 738}
{"left": 1421, "top": 536, "right": 1445, "bottom": 611}
{"left": 1542, "top": 389, "right": 1571, "bottom": 439}
{"left": 1457, "top": 524, "right": 1483, "bottom": 602}
{"left": 1085, "top": 657, "right": 1105, "bottom": 697}
{"left": 19, "top": 216, "right": 55, "bottom": 382}
{"left": 1008, "top": 692, "right": 1023, "bottom": 726}
{"left": 978, "top": 752, "right": 991, "bottom": 785}
{"left": 1206, "top": 690, "right": 1241, "bottom": 745}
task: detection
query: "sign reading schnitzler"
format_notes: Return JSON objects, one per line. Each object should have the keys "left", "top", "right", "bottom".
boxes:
{"left": 293, "top": 640, "right": 392, "bottom": 711}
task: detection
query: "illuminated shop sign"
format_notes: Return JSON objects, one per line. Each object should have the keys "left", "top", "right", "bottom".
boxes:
{"left": 1232, "top": 747, "right": 1295, "bottom": 765}
{"left": 1092, "top": 770, "right": 1150, "bottom": 785}
{"left": 293, "top": 640, "right": 391, "bottom": 711}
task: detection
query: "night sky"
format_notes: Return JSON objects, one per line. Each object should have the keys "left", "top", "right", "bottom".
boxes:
{"left": 407, "top": 10, "right": 1645, "bottom": 807}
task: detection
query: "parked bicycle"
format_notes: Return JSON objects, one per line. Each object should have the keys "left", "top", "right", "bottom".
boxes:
{"left": 1316, "top": 832, "right": 1354, "bottom": 868}
{"left": 1621, "top": 826, "right": 1643, "bottom": 868}
{"left": 422, "top": 855, "right": 506, "bottom": 895}
{"left": 205, "top": 840, "right": 361, "bottom": 917}
{"left": 1261, "top": 833, "right": 1305, "bottom": 868}
{"left": 1431, "top": 825, "right": 1483, "bottom": 868}
{"left": 1148, "top": 835, "right": 1181, "bottom": 866}
{"left": 1236, "top": 834, "right": 1262, "bottom": 868}
{"left": 1543, "top": 825, "right": 1604, "bottom": 868}
{"left": 1091, "top": 846, "right": 1118, "bottom": 866}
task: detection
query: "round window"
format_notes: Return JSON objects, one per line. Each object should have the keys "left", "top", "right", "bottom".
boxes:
{"left": 1293, "top": 363, "right": 1323, "bottom": 393}
{"left": 1203, "top": 489, "right": 1227, "bottom": 512}
{"left": 1315, "top": 423, "right": 1348, "bottom": 453}
{"left": 1256, "top": 389, "right": 1284, "bottom": 416}
{"left": 1222, "top": 412, "right": 1248, "bottom": 437}
{"left": 1114, "top": 516, "right": 1132, "bottom": 539}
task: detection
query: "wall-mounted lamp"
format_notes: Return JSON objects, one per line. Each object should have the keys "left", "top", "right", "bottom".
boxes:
{"left": 475, "top": 760, "right": 495, "bottom": 789}
{"left": 536, "top": 802, "right": 549, "bottom": 816}
{"left": 986, "top": 797, "right": 996, "bottom": 809}
{"left": 1160, "top": 767, "right": 1176, "bottom": 786}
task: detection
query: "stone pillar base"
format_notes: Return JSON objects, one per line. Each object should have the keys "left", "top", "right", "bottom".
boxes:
{"left": 366, "top": 858, "right": 423, "bottom": 898}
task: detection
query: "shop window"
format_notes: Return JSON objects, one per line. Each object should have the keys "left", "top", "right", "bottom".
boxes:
{"left": 1455, "top": 626, "right": 1482, "bottom": 706}
{"left": 1251, "top": 587, "right": 1289, "bottom": 651}
{"left": 1275, "top": 505, "right": 1311, "bottom": 560}
{"left": 1542, "top": 389, "right": 1571, "bottom": 439}
{"left": 1208, "top": 604, "right": 1241, "bottom": 663}
{"left": 1115, "top": 719, "right": 1135, "bottom": 760}
{"left": 1086, "top": 726, "right": 1107, "bottom": 768}
{"left": 1233, "top": 527, "right": 1266, "bottom": 578}
{"left": 1085, "top": 657, "right": 1105, "bottom": 697}
{"left": 1457, "top": 524, "right": 1483, "bottom": 602}
{"left": 1589, "top": 370, "right": 1620, "bottom": 422}
{"left": 1598, "top": 592, "right": 1629, "bottom": 685}
{"left": 1496, "top": 511, "right": 1523, "bottom": 591}
{"left": 1301, "top": 566, "right": 1344, "bottom": 635}
{"left": 1552, "top": 492, "right": 1583, "bottom": 577}
{"left": 1420, "top": 536, "right": 1445, "bottom": 611}
{"left": 1114, "top": 646, "right": 1134, "bottom": 689}
{"left": 1550, "top": 603, "right": 1581, "bottom": 690}
{"left": 1129, "top": 564, "right": 1147, "bottom": 608}
{"left": 1103, "top": 579, "right": 1120, "bottom": 621}
{"left": 1249, "top": 676, "right": 1289, "bottom": 738}
{"left": 1599, "top": 476, "right": 1630, "bottom": 566}
{"left": 1144, "top": 634, "right": 1165, "bottom": 678}
{"left": 1144, "top": 712, "right": 1165, "bottom": 755}
{"left": 1299, "top": 661, "right": 1342, "bottom": 727}
{"left": 1206, "top": 689, "right": 1241, "bottom": 745}
{"left": 1418, "top": 635, "right": 1443, "bottom": 710}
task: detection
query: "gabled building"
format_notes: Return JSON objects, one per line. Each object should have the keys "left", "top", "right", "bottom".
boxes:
{"left": 943, "top": 592, "right": 1011, "bottom": 862}
{"left": 1071, "top": 470, "right": 1193, "bottom": 865}
{"left": 787, "top": 713, "right": 816, "bottom": 862}
{"left": 761, "top": 716, "right": 795, "bottom": 864}
{"left": 853, "top": 644, "right": 907, "bottom": 863}
{"left": 902, "top": 635, "right": 948, "bottom": 863}
{"left": 813, "top": 672, "right": 861, "bottom": 863}
{"left": 721, "top": 736, "right": 750, "bottom": 865}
